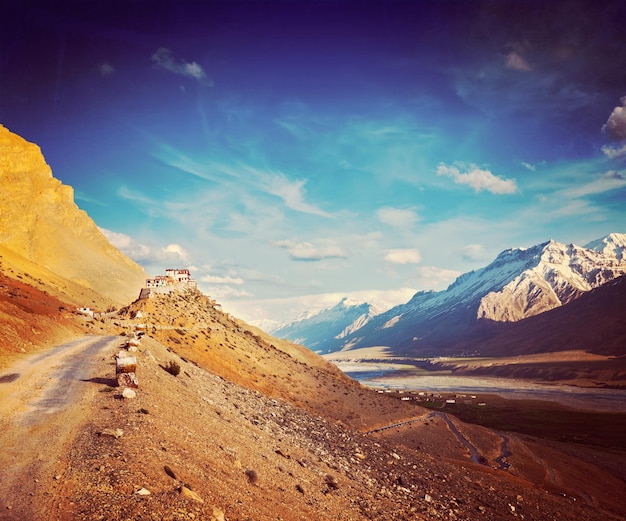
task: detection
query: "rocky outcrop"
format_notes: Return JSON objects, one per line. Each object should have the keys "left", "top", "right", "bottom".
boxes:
{"left": 0, "top": 124, "right": 146, "bottom": 306}
{"left": 477, "top": 239, "right": 626, "bottom": 322}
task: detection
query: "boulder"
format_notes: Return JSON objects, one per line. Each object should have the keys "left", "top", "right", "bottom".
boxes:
{"left": 121, "top": 387, "right": 136, "bottom": 399}
{"left": 116, "top": 356, "right": 137, "bottom": 374}
{"left": 117, "top": 372, "right": 139, "bottom": 388}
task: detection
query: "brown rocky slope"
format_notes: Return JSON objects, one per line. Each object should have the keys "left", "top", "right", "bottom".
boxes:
{"left": 0, "top": 124, "right": 147, "bottom": 308}
{"left": 1, "top": 283, "right": 624, "bottom": 520}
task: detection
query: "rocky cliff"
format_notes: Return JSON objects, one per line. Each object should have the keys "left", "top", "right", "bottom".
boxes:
{"left": 0, "top": 125, "right": 146, "bottom": 306}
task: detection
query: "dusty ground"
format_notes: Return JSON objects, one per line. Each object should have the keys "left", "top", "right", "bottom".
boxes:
{"left": 1, "top": 289, "right": 625, "bottom": 520}
{"left": 0, "top": 330, "right": 623, "bottom": 520}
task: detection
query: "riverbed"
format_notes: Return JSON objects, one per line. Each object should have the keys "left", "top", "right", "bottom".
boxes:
{"left": 337, "top": 364, "right": 626, "bottom": 413}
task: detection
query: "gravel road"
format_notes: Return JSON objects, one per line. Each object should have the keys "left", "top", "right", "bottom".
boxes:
{"left": 0, "top": 335, "right": 122, "bottom": 519}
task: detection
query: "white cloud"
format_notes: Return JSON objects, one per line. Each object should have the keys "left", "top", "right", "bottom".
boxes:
{"left": 200, "top": 275, "right": 245, "bottom": 285}
{"left": 99, "top": 228, "right": 187, "bottom": 265}
{"left": 151, "top": 47, "right": 210, "bottom": 82}
{"left": 521, "top": 162, "right": 536, "bottom": 171}
{"left": 384, "top": 248, "right": 421, "bottom": 265}
{"left": 262, "top": 174, "right": 332, "bottom": 218}
{"left": 457, "top": 243, "right": 487, "bottom": 262}
{"left": 204, "top": 286, "right": 252, "bottom": 299}
{"left": 602, "top": 143, "right": 626, "bottom": 159}
{"left": 274, "top": 239, "right": 347, "bottom": 262}
{"left": 413, "top": 266, "right": 462, "bottom": 288}
{"left": 505, "top": 51, "right": 532, "bottom": 72}
{"left": 437, "top": 163, "right": 518, "bottom": 194}
{"left": 376, "top": 207, "right": 419, "bottom": 228}
{"left": 100, "top": 228, "right": 151, "bottom": 261}
{"left": 162, "top": 243, "right": 188, "bottom": 260}
{"left": 602, "top": 96, "right": 626, "bottom": 140}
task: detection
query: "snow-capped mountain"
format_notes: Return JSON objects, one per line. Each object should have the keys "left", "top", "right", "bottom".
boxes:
{"left": 271, "top": 297, "right": 383, "bottom": 353}
{"left": 290, "top": 233, "right": 626, "bottom": 356}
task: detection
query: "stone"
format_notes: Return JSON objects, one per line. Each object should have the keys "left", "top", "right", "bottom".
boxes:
{"left": 134, "top": 487, "right": 151, "bottom": 496}
{"left": 99, "top": 428, "right": 124, "bottom": 439}
{"left": 116, "top": 356, "right": 137, "bottom": 374}
{"left": 210, "top": 507, "right": 225, "bottom": 521}
{"left": 180, "top": 485, "right": 204, "bottom": 503}
{"left": 117, "top": 372, "right": 139, "bottom": 388}
{"left": 121, "top": 387, "right": 136, "bottom": 399}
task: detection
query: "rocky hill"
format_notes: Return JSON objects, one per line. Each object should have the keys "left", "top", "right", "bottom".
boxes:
{"left": 112, "top": 289, "right": 412, "bottom": 430}
{"left": 0, "top": 124, "right": 147, "bottom": 308}
{"left": 36, "top": 289, "right": 619, "bottom": 521}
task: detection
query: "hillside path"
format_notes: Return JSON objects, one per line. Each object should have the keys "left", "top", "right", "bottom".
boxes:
{"left": 0, "top": 335, "right": 122, "bottom": 519}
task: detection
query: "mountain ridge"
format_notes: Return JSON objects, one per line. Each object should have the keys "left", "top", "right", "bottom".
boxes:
{"left": 0, "top": 124, "right": 147, "bottom": 307}
{"left": 275, "top": 234, "right": 626, "bottom": 356}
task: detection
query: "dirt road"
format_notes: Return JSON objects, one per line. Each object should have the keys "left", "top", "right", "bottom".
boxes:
{"left": 0, "top": 335, "right": 122, "bottom": 519}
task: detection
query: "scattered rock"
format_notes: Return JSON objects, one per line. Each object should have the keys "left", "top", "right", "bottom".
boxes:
{"left": 210, "top": 507, "right": 225, "bottom": 521}
{"left": 117, "top": 372, "right": 139, "bottom": 388}
{"left": 164, "top": 465, "right": 177, "bottom": 480}
{"left": 116, "top": 356, "right": 137, "bottom": 374}
{"left": 325, "top": 474, "right": 339, "bottom": 490}
{"left": 99, "top": 428, "right": 124, "bottom": 439}
{"left": 134, "top": 487, "right": 151, "bottom": 496}
{"left": 121, "top": 387, "right": 136, "bottom": 399}
{"left": 180, "top": 485, "right": 204, "bottom": 503}
{"left": 295, "top": 483, "right": 305, "bottom": 494}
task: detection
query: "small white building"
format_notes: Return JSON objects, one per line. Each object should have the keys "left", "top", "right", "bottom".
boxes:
{"left": 77, "top": 307, "right": 94, "bottom": 317}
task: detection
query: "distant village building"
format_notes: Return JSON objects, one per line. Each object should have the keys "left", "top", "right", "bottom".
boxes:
{"left": 140, "top": 268, "right": 197, "bottom": 299}
{"left": 77, "top": 306, "right": 94, "bottom": 317}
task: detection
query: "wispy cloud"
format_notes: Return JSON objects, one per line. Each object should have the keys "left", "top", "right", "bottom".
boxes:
{"left": 261, "top": 174, "right": 332, "bottom": 218}
{"left": 100, "top": 228, "right": 187, "bottom": 264}
{"left": 200, "top": 274, "right": 245, "bottom": 285}
{"left": 457, "top": 243, "right": 487, "bottom": 262}
{"left": 413, "top": 266, "right": 462, "bottom": 288}
{"left": 273, "top": 239, "right": 347, "bottom": 262}
{"left": 505, "top": 50, "right": 532, "bottom": 72}
{"left": 151, "top": 47, "right": 211, "bottom": 84}
{"left": 601, "top": 143, "right": 626, "bottom": 159}
{"left": 157, "top": 146, "right": 332, "bottom": 218}
{"left": 376, "top": 207, "right": 419, "bottom": 228}
{"left": 384, "top": 248, "right": 421, "bottom": 265}
{"left": 437, "top": 163, "right": 518, "bottom": 194}
{"left": 560, "top": 170, "right": 626, "bottom": 198}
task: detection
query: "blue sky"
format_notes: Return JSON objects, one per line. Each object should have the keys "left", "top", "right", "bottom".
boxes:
{"left": 2, "top": 0, "right": 626, "bottom": 326}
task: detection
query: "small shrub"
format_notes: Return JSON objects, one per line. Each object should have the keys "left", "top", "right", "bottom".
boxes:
{"left": 245, "top": 469, "right": 258, "bottom": 485}
{"left": 164, "top": 360, "right": 181, "bottom": 376}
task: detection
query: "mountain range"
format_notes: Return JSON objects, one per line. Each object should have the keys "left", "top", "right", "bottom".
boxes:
{"left": 272, "top": 234, "right": 626, "bottom": 357}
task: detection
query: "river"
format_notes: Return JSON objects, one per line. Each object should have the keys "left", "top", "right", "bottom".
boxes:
{"left": 340, "top": 367, "right": 626, "bottom": 413}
